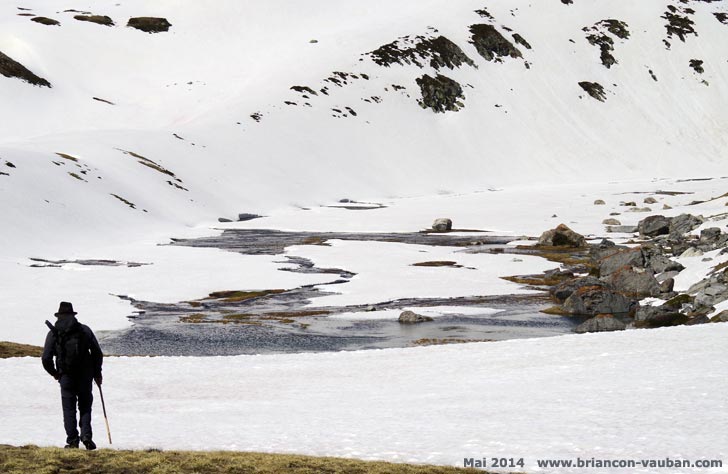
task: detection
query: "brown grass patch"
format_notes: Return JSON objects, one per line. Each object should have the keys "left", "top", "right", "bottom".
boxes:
{"left": 501, "top": 275, "right": 565, "bottom": 286}
{"left": 0, "top": 341, "right": 43, "bottom": 358}
{"left": 205, "top": 289, "right": 285, "bottom": 303}
{"left": 412, "top": 261, "right": 462, "bottom": 268}
{"left": 540, "top": 306, "right": 569, "bottom": 316}
{"left": 0, "top": 445, "right": 487, "bottom": 474}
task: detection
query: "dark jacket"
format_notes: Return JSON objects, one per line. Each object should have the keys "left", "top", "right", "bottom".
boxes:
{"left": 42, "top": 315, "right": 103, "bottom": 379}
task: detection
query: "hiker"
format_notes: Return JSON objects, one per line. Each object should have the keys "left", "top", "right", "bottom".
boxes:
{"left": 41, "top": 302, "right": 103, "bottom": 450}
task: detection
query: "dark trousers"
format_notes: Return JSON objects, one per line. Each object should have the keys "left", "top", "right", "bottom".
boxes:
{"left": 59, "top": 374, "right": 93, "bottom": 444}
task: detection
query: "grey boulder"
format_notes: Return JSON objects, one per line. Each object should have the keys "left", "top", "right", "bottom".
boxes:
{"left": 575, "top": 314, "right": 626, "bottom": 333}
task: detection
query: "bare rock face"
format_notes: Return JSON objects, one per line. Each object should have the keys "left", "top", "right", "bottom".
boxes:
{"left": 599, "top": 247, "right": 644, "bottom": 277}
{"left": 537, "top": 224, "right": 586, "bottom": 247}
{"left": 432, "top": 218, "right": 453, "bottom": 232}
{"left": 0, "top": 51, "right": 51, "bottom": 87}
{"left": 74, "top": 15, "right": 115, "bottom": 26}
{"left": 399, "top": 311, "right": 434, "bottom": 324}
{"left": 579, "top": 81, "right": 607, "bottom": 101}
{"left": 550, "top": 276, "right": 606, "bottom": 303}
{"left": 469, "top": 24, "right": 522, "bottom": 62}
{"left": 602, "top": 266, "right": 661, "bottom": 298}
{"left": 669, "top": 213, "right": 704, "bottom": 235}
{"left": 127, "top": 17, "right": 172, "bottom": 33}
{"left": 416, "top": 74, "right": 465, "bottom": 113}
{"left": 563, "top": 286, "right": 634, "bottom": 316}
{"left": 575, "top": 314, "right": 626, "bottom": 333}
{"left": 637, "top": 215, "right": 670, "bottom": 237}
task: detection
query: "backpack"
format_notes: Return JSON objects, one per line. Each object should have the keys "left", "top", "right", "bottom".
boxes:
{"left": 46, "top": 319, "right": 88, "bottom": 375}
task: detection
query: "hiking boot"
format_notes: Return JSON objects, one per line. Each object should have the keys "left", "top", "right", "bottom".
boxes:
{"left": 64, "top": 440, "right": 79, "bottom": 449}
{"left": 82, "top": 438, "right": 97, "bottom": 451}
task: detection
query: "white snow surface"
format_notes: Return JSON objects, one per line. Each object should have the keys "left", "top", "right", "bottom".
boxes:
{"left": 1, "top": 1, "right": 728, "bottom": 470}
{"left": 2, "top": 324, "right": 726, "bottom": 473}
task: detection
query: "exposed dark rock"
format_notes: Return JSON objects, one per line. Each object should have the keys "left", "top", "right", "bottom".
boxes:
{"left": 238, "top": 213, "right": 263, "bottom": 222}
{"left": 685, "top": 314, "right": 710, "bottom": 325}
{"left": 537, "top": 224, "right": 586, "bottom": 247}
{"left": 74, "top": 15, "right": 115, "bottom": 26}
{"left": 399, "top": 310, "right": 434, "bottom": 324}
{"left": 711, "top": 310, "right": 728, "bottom": 322}
{"left": 689, "top": 59, "right": 704, "bottom": 74}
{"left": 575, "top": 314, "right": 626, "bottom": 333}
{"left": 715, "top": 12, "right": 728, "bottom": 24}
{"left": 416, "top": 74, "right": 465, "bottom": 113}
{"left": 590, "top": 239, "right": 623, "bottom": 261}
{"left": 368, "top": 35, "right": 475, "bottom": 70}
{"left": 594, "top": 199, "right": 606, "bottom": 205}
{"left": 31, "top": 16, "right": 60, "bottom": 26}
{"left": 660, "top": 277, "right": 675, "bottom": 293}
{"left": 662, "top": 7, "right": 696, "bottom": 42}
{"left": 469, "top": 24, "right": 522, "bottom": 62}
{"left": 127, "top": 17, "right": 172, "bottom": 33}
{"left": 474, "top": 8, "right": 494, "bottom": 20}
{"left": 218, "top": 218, "right": 233, "bottom": 223}
{"left": 635, "top": 305, "right": 688, "bottom": 328}
{"left": 583, "top": 19, "right": 630, "bottom": 68}
{"left": 603, "top": 218, "right": 621, "bottom": 225}
{"left": 0, "top": 50, "right": 51, "bottom": 87}
{"left": 563, "top": 286, "right": 634, "bottom": 316}
{"left": 669, "top": 213, "right": 704, "bottom": 235}
{"left": 550, "top": 276, "right": 607, "bottom": 303}
{"left": 291, "top": 85, "right": 318, "bottom": 96}
{"left": 432, "top": 218, "right": 453, "bottom": 232}
{"left": 638, "top": 215, "right": 671, "bottom": 237}
{"left": 512, "top": 33, "right": 532, "bottom": 50}
{"left": 602, "top": 266, "right": 661, "bottom": 297}
{"left": 599, "top": 247, "right": 644, "bottom": 276}
{"left": 579, "top": 81, "right": 606, "bottom": 101}
{"left": 699, "top": 227, "right": 722, "bottom": 245}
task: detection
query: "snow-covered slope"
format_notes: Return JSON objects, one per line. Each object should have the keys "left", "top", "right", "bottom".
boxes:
{"left": 1, "top": 0, "right": 727, "bottom": 250}
{"left": 2, "top": 324, "right": 727, "bottom": 473}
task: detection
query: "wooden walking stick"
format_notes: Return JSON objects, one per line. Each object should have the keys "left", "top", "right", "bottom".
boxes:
{"left": 96, "top": 381, "right": 112, "bottom": 444}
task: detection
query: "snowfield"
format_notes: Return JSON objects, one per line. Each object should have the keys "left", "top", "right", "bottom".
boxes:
{"left": 1, "top": 0, "right": 728, "bottom": 472}
{"left": 1, "top": 324, "right": 726, "bottom": 473}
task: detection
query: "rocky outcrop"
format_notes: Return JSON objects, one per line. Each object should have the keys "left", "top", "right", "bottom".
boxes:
{"left": 127, "top": 17, "right": 172, "bottom": 33}
{"left": 550, "top": 276, "right": 606, "bottom": 303}
{"left": 579, "top": 81, "right": 607, "bottom": 102}
{"left": 399, "top": 311, "right": 433, "bottom": 324}
{"left": 575, "top": 314, "right": 626, "bottom": 333}
{"left": 469, "top": 24, "right": 522, "bottom": 62}
{"left": 635, "top": 305, "right": 688, "bottom": 328}
{"left": 369, "top": 35, "right": 474, "bottom": 70}
{"left": 74, "top": 15, "right": 115, "bottom": 26}
{"left": 538, "top": 224, "right": 586, "bottom": 247}
{"left": 602, "top": 266, "right": 661, "bottom": 298}
{"left": 0, "top": 51, "right": 51, "bottom": 87}
{"left": 563, "top": 286, "right": 634, "bottom": 316}
{"left": 416, "top": 74, "right": 465, "bottom": 113}
{"left": 31, "top": 17, "right": 60, "bottom": 26}
{"left": 669, "top": 213, "right": 703, "bottom": 235}
{"left": 432, "top": 218, "right": 453, "bottom": 232}
{"left": 598, "top": 247, "right": 643, "bottom": 276}
{"left": 638, "top": 215, "right": 671, "bottom": 237}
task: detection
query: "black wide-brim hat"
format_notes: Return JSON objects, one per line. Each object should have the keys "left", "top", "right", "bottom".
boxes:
{"left": 55, "top": 301, "right": 77, "bottom": 316}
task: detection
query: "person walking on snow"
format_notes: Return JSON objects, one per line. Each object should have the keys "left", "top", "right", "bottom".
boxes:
{"left": 42, "top": 302, "right": 103, "bottom": 450}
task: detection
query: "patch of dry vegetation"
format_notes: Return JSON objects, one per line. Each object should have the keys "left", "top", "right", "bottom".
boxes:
{"left": 0, "top": 342, "right": 43, "bottom": 358}
{"left": 0, "top": 445, "right": 488, "bottom": 474}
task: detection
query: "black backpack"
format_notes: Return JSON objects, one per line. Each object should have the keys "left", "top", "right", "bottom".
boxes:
{"left": 46, "top": 319, "right": 88, "bottom": 375}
